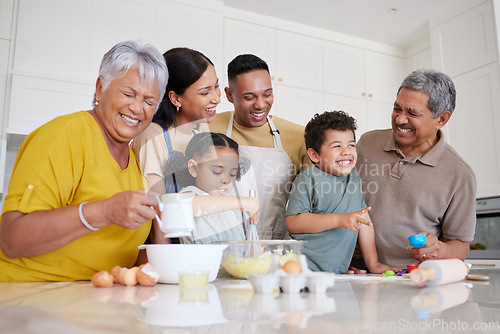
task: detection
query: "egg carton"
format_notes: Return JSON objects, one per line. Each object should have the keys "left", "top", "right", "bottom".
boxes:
{"left": 247, "top": 254, "right": 335, "bottom": 294}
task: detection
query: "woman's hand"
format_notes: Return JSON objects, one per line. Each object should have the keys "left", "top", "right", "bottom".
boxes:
{"left": 98, "top": 190, "right": 158, "bottom": 229}
{"left": 335, "top": 207, "right": 372, "bottom": 231}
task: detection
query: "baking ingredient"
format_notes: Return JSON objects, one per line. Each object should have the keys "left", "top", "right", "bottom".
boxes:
{"left": 137, "top": 263, "right": 160, "bottom": 287}
{"left": 222, "top": 252, "right": 297, "bottom": 278}
{"left": 117, "top": 266, "right": 140, "bottom": 286}
{"left": 109, "top": 265, "right": 122, "bottom": 283}
{"left": 282, "top": 260, "right": 302, "bottom": 274}
{"left": 179, "top": 270, "right": 209, "bottom": 288}
{"left": 91, "top": 270, "right": 114, "bottom": 287}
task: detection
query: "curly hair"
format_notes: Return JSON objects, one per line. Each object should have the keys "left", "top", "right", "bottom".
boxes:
{"left": 164, "top": 132, "right": 240, "bottom": 190}
{"left": 304, "top": 110, "right": 357, "bottom": 154}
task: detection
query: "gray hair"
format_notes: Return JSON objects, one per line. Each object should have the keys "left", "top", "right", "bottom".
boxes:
{"left": 397, "top": 69, "right": 456, "bottom": 118}
{"left": 93, "top": 40, "right": 168, "bottom": 109}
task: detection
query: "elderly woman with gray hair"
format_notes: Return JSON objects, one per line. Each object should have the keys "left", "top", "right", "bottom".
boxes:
{"left": 354, "top": 69, "right": 476, "bottom": 269}
{"left": 0, "top": 41, "right": 168, "bottom": 281}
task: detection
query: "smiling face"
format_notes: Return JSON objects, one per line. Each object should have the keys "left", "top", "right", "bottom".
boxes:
{"left": 392, "top": 88, "right": 450, "bottom": 156}
{"left": 95, "top": 67, "right": 160, "bottom": 145}
{"left": 225, "top": 69, "right": 274, "bottom": 128}
{"left": 308, "top": 129, "right": 357, "bottom": 177}
{"left": 189, "top": 146, "right": 240, "bottom": 196}
{"left": 172, "top": 64, "right": 221, "bottom": 125}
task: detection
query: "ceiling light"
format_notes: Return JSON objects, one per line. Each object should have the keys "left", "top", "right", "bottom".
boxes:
{"left": 388, "top": 8, "right": 398, "bottom": 13}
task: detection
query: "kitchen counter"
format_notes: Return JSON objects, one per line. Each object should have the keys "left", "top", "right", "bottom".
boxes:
{"left": 1, "top": 269, "right": 499, "bottom": 333}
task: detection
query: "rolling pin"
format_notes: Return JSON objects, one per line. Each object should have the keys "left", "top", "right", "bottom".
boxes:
{"left": 411, "top": 282, "right": 471, "bottom": 314}
{"left": 410, "top": 259, "right": 469, "bottom": 286}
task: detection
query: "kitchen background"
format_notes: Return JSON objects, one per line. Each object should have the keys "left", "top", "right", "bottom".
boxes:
{"left": 0, "top": 0, "right": 498, "bottom": 211}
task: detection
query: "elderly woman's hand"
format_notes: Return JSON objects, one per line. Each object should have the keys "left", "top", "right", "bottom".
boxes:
{"left": 97, "top": 190, "right": 158, "bottom": 230}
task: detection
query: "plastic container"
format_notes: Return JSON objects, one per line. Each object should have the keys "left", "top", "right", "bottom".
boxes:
{"left": 408, "top": 234, "right": 427, "bottom": 248}
{"left": 179, "top": 270, "right": 209, "bottom": 288}
{"left": 216, "top": 240, "right": 306, "bottom": 279}
{"left": 409, "top": 259, "right": 469, "bottom": 286}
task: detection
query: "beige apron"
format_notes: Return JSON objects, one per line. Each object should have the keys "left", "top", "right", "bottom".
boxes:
{"left": 226, "top": 113, "right": 294, "bottom": 239}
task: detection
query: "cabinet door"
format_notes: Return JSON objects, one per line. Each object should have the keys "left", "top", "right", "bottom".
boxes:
{"left": 364, "top": 51, "right": 404, "bottom": 104}
{"left": 0, "top": 0, "right": 14, "bottom": 40}
{"left": 0, "top": 39, "right": 10, "bottom": 194}
{"left": 224, "top": 19, "right": 276, "bottom": 78}
{"left": 155, "top": 2, "right": 223, "bottom": 77}
{"left": 322, "top": 41, "right": 365, "bottom": 98}
{"left": 275, "top": 30, "right": 322, "bottom": 91}
{"left": 365, "top": 100, "right": 393, "bottom": 132}
{"left": 13, "top": 0, "right": 93, "bottom": 79}
{"left": 448, "top": 63, "right": 500, "bottom": 198}
{"left": 273, "top": 85, "right": 323, "bottom": 127}
{"left": 431, "top": 1, "right": 497, "bottom": 77}
{"left": 323, "top": 93, "right": 368, "bottom": 137}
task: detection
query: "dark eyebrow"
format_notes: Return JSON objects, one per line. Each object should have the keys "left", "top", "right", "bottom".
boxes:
{"left": 242, "top": 88, "right": 273, "bottom": 96}
{"left": 197, "top": 79, "right": 220, "bottom": 91}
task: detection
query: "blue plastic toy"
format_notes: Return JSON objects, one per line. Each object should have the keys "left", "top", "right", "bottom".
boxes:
{"left": 408, "top": 234, "right": 427, "bottom": 248}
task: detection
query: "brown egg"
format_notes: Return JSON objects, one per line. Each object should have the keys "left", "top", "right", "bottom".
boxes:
{"left": 109, "top": 265, "right": 122, "bottom": 283}
{"left": 91, "top": 270, "right": 114, "bottom": 287}
{"left": 137, "top": 263, "right": 160, "bottom": 287}
{"left": 282, "top": 260, "right": 302, "bottom": 274}
{"left": 117, "top": 267, "right": 139, "bottom": 286}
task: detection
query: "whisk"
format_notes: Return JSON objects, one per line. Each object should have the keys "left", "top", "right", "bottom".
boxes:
{"left": 246, "top": 189, "right": 259, "bottom": 257}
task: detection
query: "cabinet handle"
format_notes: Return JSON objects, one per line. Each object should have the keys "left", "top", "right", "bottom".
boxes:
{"left": 361, "top": 92, "right": 366, "bottom": 97}
{"left": 271, "top": 76, "right": 275, "bottom": 81}
{"left": 278, "top": 78, "right": 283, "bottom": 82}
{"left": 368, "top": 93, "right": 372, "bottom": 98}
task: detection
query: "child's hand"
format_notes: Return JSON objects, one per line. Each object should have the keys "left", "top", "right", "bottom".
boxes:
{"left": 336, "top": 207, "right": 372, "bottom": 231}
{"left": 367, "top": 262, "right": 402, "bottom": 274}
{"left": 238, "top": 197, "right": 260, "bottom": 224}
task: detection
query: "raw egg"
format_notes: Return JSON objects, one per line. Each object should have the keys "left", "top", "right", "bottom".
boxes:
{"left": 282, "top": 260, "right": 302, "bottom": 274}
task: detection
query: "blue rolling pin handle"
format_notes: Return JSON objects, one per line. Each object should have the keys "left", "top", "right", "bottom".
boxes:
{"left": 408, "top": 234, "right": 427, "bottom": 248}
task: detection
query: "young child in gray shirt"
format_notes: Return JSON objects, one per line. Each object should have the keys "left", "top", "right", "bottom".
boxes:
{"left": 286, "top": 111, "right": 400, "bottom": 274}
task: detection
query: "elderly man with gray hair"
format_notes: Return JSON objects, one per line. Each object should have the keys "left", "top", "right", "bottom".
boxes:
{"left": 354, "top": 69, "right": 476, "bottom": 269}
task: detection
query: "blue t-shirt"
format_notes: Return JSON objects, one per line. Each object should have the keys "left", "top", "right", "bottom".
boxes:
{"left": 286, "top": 166, "right": 366, "bottom": 273}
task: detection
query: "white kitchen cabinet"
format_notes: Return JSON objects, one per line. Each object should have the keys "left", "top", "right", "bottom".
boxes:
{"left": 224, "top": 19, "right": 322, "bottom": 92}
{"left": 153, "top": 1, "right": 223, "bottom": 78}
{"left": 447, "top": 63, "right": 500, "bottom": 198}
{"left": 274, "top": 30, "right": 322, "bottom": 91}
{"left": 223, "top": 19, "right": 276, "bottom": 80}
{"left": 323, "top": 93, "right": 392, "bottom": 138}
{"left": 0, "top": 0, "right": 14, "bottom": 40}
{"left": 431, "top": 0, "right": 500, "bottom": 198}
{"left": 0, "top": 39, "right": 10, "bottom": 196}
{"left": 431, "top": 1, "right": 497, "bottom": 78}
{"left": 273, "top": 85, "right": 323, "bottom": 127}
{"left": 322, "top": 40, "right": 404, "bottom": 104}
{"left": 8, "top": 0, "right": 223, "bottom": 136}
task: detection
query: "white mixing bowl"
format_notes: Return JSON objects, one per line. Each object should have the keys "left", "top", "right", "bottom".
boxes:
{"left": 139, "top": 244, "right": 227, "bottom": 284}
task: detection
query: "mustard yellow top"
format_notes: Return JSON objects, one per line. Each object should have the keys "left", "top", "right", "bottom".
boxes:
{"left": 0, "top": 111, "right": 150, "bottom": 282}
{"left": 208, "top": 111, "right": 311, "bottom": 176}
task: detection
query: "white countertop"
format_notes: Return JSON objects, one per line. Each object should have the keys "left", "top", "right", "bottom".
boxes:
{"left": 1, "top": 269, "right": 499, "bottom": 333}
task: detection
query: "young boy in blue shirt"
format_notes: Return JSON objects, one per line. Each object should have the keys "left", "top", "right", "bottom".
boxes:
{"left": 286, "top": 111, "right": 400, "bottom": 274}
